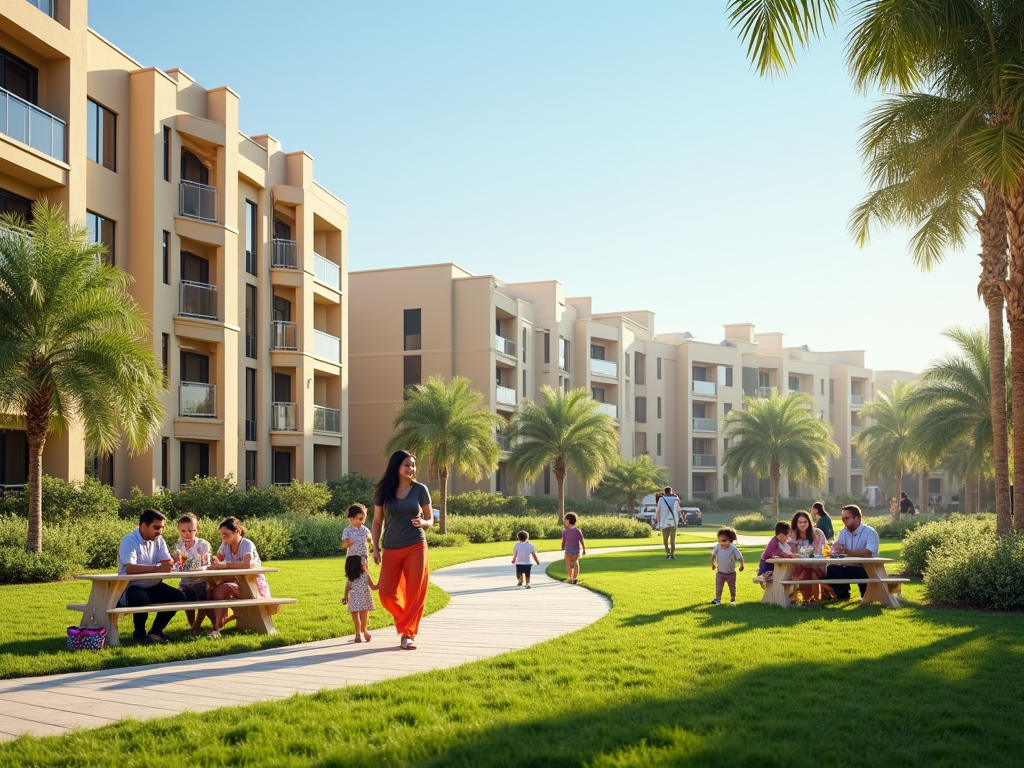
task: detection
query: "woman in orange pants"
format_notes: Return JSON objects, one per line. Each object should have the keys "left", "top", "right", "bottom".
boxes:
{"left": 371, "top": 450, "right": 433, "bottom": 650}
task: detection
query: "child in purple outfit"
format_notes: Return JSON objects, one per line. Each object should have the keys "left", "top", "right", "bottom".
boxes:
{"left": 754, "top": 521, "right": 793, "bottom": 587}
{"left": 561, "top": 513, "right": 586, "bottom": 584}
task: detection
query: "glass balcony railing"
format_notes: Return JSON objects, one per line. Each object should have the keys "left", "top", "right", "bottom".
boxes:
{"left": 314, "top": 253, "right": 340, "bottom": 289}
{"left": 179, "top": 382, "right": 215, "bottom": 418}
{"left": 495, "top": 334, "right": 516, "bottom": 357}
{"left": 692, "top": 380, "right": 717, "bottom": 396}
{"left": 313, "top": 405, "right": 341, "bottom": 434}
{"left": 851, "top": 394, "right": 865, "bottom": 405}
{"left": 692, "top": 417, "right": 717, "bottom": 432}
{"left": 0, "top": 86, "right": 66, "bottom": 162}
{"left": 314, "top": 329, "right": 341, "bottom": 363}
{"left": 692, "top": 454, "right": 717, "bottom": 468}
{"left": 179, "top": 280, "right": 217, "bottom": 320}
{"left": 496, "top": 384, "right": 517, "bottom": 407}
{"left": 271, "top": 402, "right": 297, "bottom": 431}
{"left": 590, "top": 358, "right": 618, "bottom": 377}
{"left": 595, "top": 402, "right": 618, "bottom": 418}
{"left": 26, "top": 0, "right": 56, "bottom": 18}
{"left": 272, "top": 238, "right": 298, "bottom": 269}
{"left": 178, "top": 180, "right": 217, "bottom": 222}
{"left": 754, "top": 386, "right": 773, "bottom": 398}
{"left": 270, "top": 320, "right": 297, "bottom": 350}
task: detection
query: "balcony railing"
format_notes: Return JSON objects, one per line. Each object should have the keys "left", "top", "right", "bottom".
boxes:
{"left": 496, "top": 435, "right": 511, "bottom": 452}
{"left": 270, "top": 320, "right": 297, "bottom": 350}
{"left": 496, "top": 384, "right": 517, "bottom": 407}
{"left": 26, "top": 0, "right": 56, "bottom": 18}
{"left": 272, "top": 238, "right": 298, "bottom": 269}
{"left": 314, "top": 253, "right": 340, "bottom": 289}
{"left": 851, "top": 394, "right": 865, "bottom": 405}
{"left": 179, "top": 280, "right": 217, "bottom": 320}
{"left": 178, "top": 180, "right": 217, "bottom": 222}
{"left": 314, "top": 405, "right": 341, "bottom": 434}
{"left": 590, "top": 358, "right": 618, "bottom": 377}
{"left": 692, "top": 380, "right": 717, "bottom": 396}
{"left": 692, "top": 417, "right": 717, "bottom": 432}
{"left": 271, "top": 402, "right": 297, "bottom": 431}
{"left": 0, "top": 85, "right": 66, "bottom": 162}
{"left": 754, "top": 386, "right": 773, "bottom": 398}
{"left": 595, "top": 402, "right": 618, "bottom": 418}
{"left": 245, "top": 419, "right": 258, "bottom": 441}
{"left": 495, "top": 335, "right": 516, "bottom": 357}
{"left": 692, "top": 454, "right": 717, "bottom": 468}
{"left": 179, "top": 382, "right": 215, "bottom": 418}
{"left": 691, "top": 491, "right": 715, "bottom": 501}
{"left": 314, "top": 329, "right": 341, "bottom": 364}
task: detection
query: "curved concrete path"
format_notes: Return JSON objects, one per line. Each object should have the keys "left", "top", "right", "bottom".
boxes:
{"left": 0, "top": 535, "right": 758, "bottom": 741}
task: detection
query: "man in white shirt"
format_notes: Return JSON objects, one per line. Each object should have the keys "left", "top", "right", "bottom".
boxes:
{"left": 118, "top": 509, "right": 184, "bottom": 644}
{"left": 656, "top": 486, "right": 682, "bottom": 560}
{"left": 826, "top": 504, "right": 880, "bottom": 599}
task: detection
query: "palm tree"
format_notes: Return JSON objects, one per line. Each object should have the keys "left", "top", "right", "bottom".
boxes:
{"left": 507, "top": 386, "right": 620, "bottom": 521}
{"left": 909, "top": 326, "right": 1011, "bottom": 530}
{"left": 855, "top": 381, "right": 921, "bottom": 518}
{"left": 722, "top": 390, "right": 838, "bottom": 521}
{"left": 0, "top": 201, "right": 166, "bottom": 554}
{"left": 593, "top": 456, "right": 669, "bottom": 518}
{"left": 385, "top": 376, "right": 503, "bottom": 534}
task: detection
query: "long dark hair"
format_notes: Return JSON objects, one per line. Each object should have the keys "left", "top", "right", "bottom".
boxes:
{"left": 790, "top": 510, "right": 814, "bottom": 542}
{"left": 374, "top": 450, "right": 414, "bottom": 504}
{"left": 344, "top": 555, "right": 364, "bottom": 583}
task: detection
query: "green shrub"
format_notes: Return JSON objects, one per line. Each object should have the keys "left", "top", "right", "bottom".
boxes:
{"left": 446, "top": 492, "right": 531, "bottom": 516}
{"left": 325, "top": 472, "right": 377, "bottom": 516}
{"left": 0, "top": 516, "right": 87, "bottom": 583}
{"left": 237, "top": 487, "right": 286, "bottom": 519}
{"left": 445, "top": 514, "right": 651, "bottom": 543}
{"left": 901, "top": 514, "right": 995, "bottom": 576}
{"left": 242, "top": 517, "right": 291, "bottom": 561}
{"left": 577, "top": 517, "right": 653, "bottom": 539}
{"left": 170, "top": 475, "right": 240, "bottom": 520}
{"left": 731, "top": 513, "right": 770, "bottom": 531}
{"left": 714, "top": 496, "right": 760, "bottom": 512}
{"left": 446, "top": 515, "right": 518, "bottom": 543}
{"left": 64, "top": 514, "right": 136, "bottom": 570}
{"left": 924, "top": 530, "right": 1024, "bottom": 610}
{"left": 864, "top": 513, "right": 946, "bottom": 540}
{"left": 273, "top": 482, "right": 331, "bottom": 516}
{"left": 282, "top": 514, "right": 346, "bottom": 558}
{"left": 825, "top": 493, "right": 865, "bottom": 509}
{"left": 425, "top": 532, "right": 469, "bottom": 547}
{"left": 523, "top": 495, "right": 613, "bottom": 516}
{"left": 0, "top": 475, "right": 119, "bottom": 523}
{"left": 119, "top": 487, "right": 170, "bottom": 520}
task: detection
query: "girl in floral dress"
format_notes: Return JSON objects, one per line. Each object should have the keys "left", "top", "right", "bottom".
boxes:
{"left": 342, "top": 504, "right": 377, "bottom": 642}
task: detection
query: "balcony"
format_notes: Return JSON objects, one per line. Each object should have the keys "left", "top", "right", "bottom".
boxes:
{"left": 179, "top": 281, "right": 217, "bottom": 320}
{"left": 179, "top": 180, "right": 217, "bottom": 223}
{"left": 851, "top": 394, "right": 865, "bottom": 405}
{"left": 496, "top": 435, "right": 511, "bottom": 452}
{"left": 272, "top": 238, "right": 298, "bottom": 269}
{"left": 496, "top": 384, "right": 517, "bottom": 407}
{"left": 692, "top": 417, "right": 717, "bottom": 432}
{"left": 692, "top": 454, "right": 717, "bottom": 468}
{"left": 271, "top": 402, "right": 297, "bottom": 431}
{"left": 27, "top": 0, "right": 57, "bottom": 17}
{"left": 595, "top": 402, "right": 618, "bottom": 418}
{"left": 314, "top": 253, "right": 340, "bottom": 289}
{"left": 692, "top": 380, "right": 717, "bottom": 396}
{"left": 495, "top": 334, "right": 516, "bottom": 357}
{"left": 590, "top": 358, "right": 618, "bottom": 378}
{"left": 270, "top": 320, "right": 297, "bottom": 350}
{"left": 754, "top": 386, "right": 773, "bottom": 398}
{"left": 851, "top": 457, "right": 863, "bottom": 470}
{"left": 245, "top": 419, "right": 258, "bottom": 441}
{"left": 179, "top": 382, "right": 215, "bottom": 418}
{"left": 313, "top": 405, "right": 341, "bottom": 434}
{"left": 0, "top": 86, "right": 66, "bottom": 162}
{"left": 314, "top": 329, "right": 341, "bottom": 364}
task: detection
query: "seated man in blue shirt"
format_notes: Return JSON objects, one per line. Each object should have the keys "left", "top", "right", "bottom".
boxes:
{"left": 825, "top": 504, "right": 880, "bottom": 600}
{"left": 118, "top": 508, "right": 185, "bottom": 644}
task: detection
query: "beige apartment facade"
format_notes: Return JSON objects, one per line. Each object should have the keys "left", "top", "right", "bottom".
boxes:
{"left": 348, "top": 262, "right": 951, "bottom": 505}
{"left": 0, "top": 0, "right": 348, "bottom": 496}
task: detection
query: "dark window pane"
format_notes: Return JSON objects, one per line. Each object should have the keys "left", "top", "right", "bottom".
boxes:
{"left": 403, "top": 355, "right": 421, "bottom": 394}
{"left": 404, "top": 309, "right": 421, "bottom": 350}
{"left": 163, "top": 126, "right": 171, "bottom": 181}
{"left": 162, "top": 231, "right": 170, "bottom": 285}
{"left": 87, "top": 99, "right": 116, "bottom": 171}
{"left": 245, "top": 200, "right": 258, "bottom": 275}
{"left": 180, "top": 442, "right": 210, "bottom": 484}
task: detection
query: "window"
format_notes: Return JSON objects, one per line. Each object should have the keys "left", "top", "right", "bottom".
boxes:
{"left": 0, "top": 188, "right": 32, "bottom": 219}
{"left": 163, "top": 126, "right": 171, "bottom": 181}
{"left": 404, "top": 309, "right": 421, "bottom": 351}
{"left": 656, "top": 357, "right": 662, "bottom": 380}
{"left": 789, "top": 376, "right": 800, "bottom": 392}
{"left": 723, "top": 475, "right": 729, "bottom": 493}
{"left": 758, "top": 370, "right": 770, "bottom": 387}
{"left": 245, "top": 450, "right": 258, "bottom": 489}
{"left": 160, "top": 333, "right": 169, "bottom": 383}
{"left": 85, "top": 211, "right": 115, "bottom": 265}
{"left": 86, "top": 99, "right": 116, "bottom": 171}
{"left": 657, "top": 433, "right": 662, "bottom": 456}
{"left": 559, "top": 338, "right": 570, "bottom": 372}
{"left": 273, "top": 450, "right": 292, "bottom": 485}
{"left": 160, "top": 437, "right": 169, "bottom": 490}
{"left": 181, "top": 251, "right": 210, "bottom": 283}
{"left": 563, "top": 378, "right": 570, "bottom": 394}
{"left": 657, "top": 396, "right": 662, "bottom": 419}
{"left": 543, "top": 465, "right": 551, "bottom": 495}
{"left": 180, "top": 149, "right": 208, "bottom": 185}
{"left": 180, "top": 442, "right": 210, "bottom": 484}
{"left": 829, "top": 379, "right": 835, "bottom": 405}
{"left": 522, "top": 328, "right": 527, "bottom": 363}
{"left": 0, "top": 47, "right": 37, "bottom": 103}
{"left": 245, "top": 200, "right": 257, "bottom": 275}
{"left": 543, "top": 332, "right": 550, "bottom": 364}
{"left": 590, "top": 344, "right": 605, "bottom": 360}
{"left": 245, "top": 368, "right": 257, "bottom": 441}
{"left": 404, "top": 355, "right": 421, "bottom": 395}
{"left": 245, "top": 285, "right": 257, "bottom": 359}
{"left": 928, "top": 478, "right": 941, "bottom": 494}
{"left": 719, "top": 366, "right": 733, "bottom": 387}
{"left": 522, "top": 368, "right": 527, "bottom": 396}
{"left": 635, "top": 396, "right": 647, "bottom": 423}
{"left": 162, "top": 231, "right": 169, "bottom": 284}
{"left": 724, "top": 403, "right": 733, "bottom": 415}
{"left": 624, "top": 353, "right": 630, "bottom": 377}
{"left": 692, "top": 365, "right": 707, "bottom": 382}
{"left": 179, "top": 351, "right": 209, "bottom": 383}
{"left": 635, "top": 352, "right": 646, "bottom": 384}
{"left": 828, "top": 477, "right": 835, "bottom": 494}
{"left": 591, "top": 387, "right": 605, "bottom": 403}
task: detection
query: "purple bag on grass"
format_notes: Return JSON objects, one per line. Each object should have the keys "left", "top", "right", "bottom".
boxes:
{"left": 67, "top": 626, "right": 106, "bottom": 651}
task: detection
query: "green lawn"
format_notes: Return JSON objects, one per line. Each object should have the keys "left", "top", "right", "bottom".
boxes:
{"left": 0, "top": 537, "right": 662, "bottom": 679}
{"left": 3, "top": 541, "right": 1022, "bottom": 766}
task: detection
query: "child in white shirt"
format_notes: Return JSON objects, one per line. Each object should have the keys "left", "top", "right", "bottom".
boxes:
{"left": 511, "top": 531, "right": 540, "bottom": 588}
{"left": 173, "top": 514, "right": 213, "bottom": 635}
{"left": 710, "top": 526, "right": 745, "bottom": 605}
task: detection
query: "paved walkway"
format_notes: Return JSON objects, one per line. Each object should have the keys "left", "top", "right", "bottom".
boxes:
{"left": 0, "top": 536, "right": 757, "bottom": 741}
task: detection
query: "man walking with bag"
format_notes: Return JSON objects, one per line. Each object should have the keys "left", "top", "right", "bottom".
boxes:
{"left": 657, "top": 486, "right": 682, "bottom": 560}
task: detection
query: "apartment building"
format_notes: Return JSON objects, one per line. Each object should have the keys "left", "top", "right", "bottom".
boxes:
{"left": 0, "top": 0, "right": 348, "bottom": 496}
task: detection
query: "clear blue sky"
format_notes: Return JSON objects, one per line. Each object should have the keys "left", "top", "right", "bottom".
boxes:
{"left": 89, "top": 1, "right": 985, "bottom": 371}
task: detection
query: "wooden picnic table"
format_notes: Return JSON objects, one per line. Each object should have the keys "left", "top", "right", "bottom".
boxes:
{"left": 761, "top": 556, "right": 907, "bottom": 609}
{"left": 67, "top": 567, "right": 295, "bottom": 647}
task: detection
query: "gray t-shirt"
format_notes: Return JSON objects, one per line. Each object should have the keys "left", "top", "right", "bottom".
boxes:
{"left": 375, "top": 482, "right": 432, "bottom": 550}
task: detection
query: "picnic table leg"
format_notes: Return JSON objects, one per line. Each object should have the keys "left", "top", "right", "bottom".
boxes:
{"left": 80, "top": 580, "right": 128, "bottom": 648}
{"left": 761, "top": 562, "right": 794, "bottom": 607}
{"left": 232, "top": 574, "right": 277, "bottom": 634}
{"left": 860, "top": 564, "right": 900, "bottom": 608}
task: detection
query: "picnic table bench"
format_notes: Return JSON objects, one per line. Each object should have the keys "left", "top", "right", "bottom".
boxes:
{"left": 66, "top": 567, "right": 295, "bottom": 647}
{"left": 762, "top": 556, "right": 909, "bottom": 609}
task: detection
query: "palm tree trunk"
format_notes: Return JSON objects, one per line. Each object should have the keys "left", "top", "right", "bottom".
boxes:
{"left": 555, "top": 457, "right": 567, "bottom": 521}
{"left": 24, "top": 385, "right": 51, "bottom": 554}
{"left": 1006, "top": 182, "right": 1024, "bottom": 531}
{"left": 894, "top": 466, "right": 903, "bottom": 519}
{"left": 438, "top": 467, "right": 449, "bottom": 535}
{"left": 919, "top": 470, "right": 927, "bottom": 514}
{"left": 978, "top": 186, "right": 1012, "bottom": 535}
{"left": 770, "top": 458, "right": 780, "bottom": 521}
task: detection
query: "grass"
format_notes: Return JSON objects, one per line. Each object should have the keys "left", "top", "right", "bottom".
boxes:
{"left": 3, "top": 541, "right": 1023, "bottom": 766}
{"left": 0, "top": 537, "right": 658, "bottom": 680}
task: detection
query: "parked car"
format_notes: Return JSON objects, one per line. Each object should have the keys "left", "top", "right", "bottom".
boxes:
{"left": 680, "top": 507, "right": 703, "bottom": 526}
{"left": 633, "top": 495, "right": 702, "bottom": 527}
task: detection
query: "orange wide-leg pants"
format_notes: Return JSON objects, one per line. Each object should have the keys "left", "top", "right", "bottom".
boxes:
{"left": 378, "top": 542, "right": 429, "bottom": 638}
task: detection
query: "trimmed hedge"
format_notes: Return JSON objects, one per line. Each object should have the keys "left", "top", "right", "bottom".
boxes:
{"left": 446, "top": 514, "right": 652, "bottom": 543}
{"left": 444, "top": 492, "right": 614, "bottom": 517}
{"left": 425, "top": 532, "right": 469, "bottom": 548}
